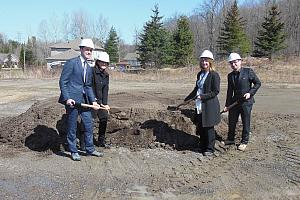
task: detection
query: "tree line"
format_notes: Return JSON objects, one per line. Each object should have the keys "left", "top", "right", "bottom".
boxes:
{"left": 187, "top": 0, "right": 299, "bottom": 59}
{"left": 0, "top": 0, "right": 298, "bottom": 68}
{"left": 138, "top": 0, "right": 290, "bottom": 68}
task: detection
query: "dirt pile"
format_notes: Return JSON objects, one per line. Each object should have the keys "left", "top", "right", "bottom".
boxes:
{"left": 0, "top": 95, "right": 230, "bottom": 152}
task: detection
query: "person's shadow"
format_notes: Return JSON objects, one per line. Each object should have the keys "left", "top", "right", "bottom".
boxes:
{"left": 25, "top": 125, "right": 61, "bottom": 152}
{"left": 140, "top": 119, "right": 200, "bottom": 151}
{"left": 24, "top": 114, "right": 69, "bottom": 157}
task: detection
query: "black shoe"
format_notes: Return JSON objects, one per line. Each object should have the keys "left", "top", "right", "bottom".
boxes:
{"left": 98, "top": 143, "right": 112, "bottom": 149}
{"left": 87, "top": 150, "right": 104, "bottom": 157}
{"left": 96, "top": 142, "right": 112, "bottom": 149}
{"left": 221, "top": 140, "right": 235, "bottom": 145}
{"left": 203, "top": 151, "right": 214, "bottom": 156}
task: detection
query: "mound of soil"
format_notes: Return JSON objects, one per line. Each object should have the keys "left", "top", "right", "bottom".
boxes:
{"left": 0, "top": 94, "right": 231, "bottom": 152}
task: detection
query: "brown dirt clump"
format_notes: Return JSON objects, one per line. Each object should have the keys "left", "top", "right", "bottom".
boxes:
{"left": 0, "top": 95, "right": 229, "bottom": 153}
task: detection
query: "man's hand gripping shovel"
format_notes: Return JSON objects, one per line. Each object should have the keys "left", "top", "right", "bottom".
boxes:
{"left": 75, "top": 102, "right": 110, "bottom": 113}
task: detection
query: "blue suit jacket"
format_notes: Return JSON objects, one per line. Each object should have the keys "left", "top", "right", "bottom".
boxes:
{"left": 58, "top": 56, "right": 96, "bottom": 105}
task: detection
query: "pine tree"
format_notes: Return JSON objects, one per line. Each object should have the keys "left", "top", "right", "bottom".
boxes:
{"left": 105, "top": 27, "right": 119, "bottom": 63}
{"left": 217, "top": 0, "right": 250, "bottom": 57}
{"left": 254, "top": 4, "right": 286, "bottom": 59}
{"left": 161, "top": 30, "right": 175, "bottom": 66}
{"left": 25, "top": 37, "right": 36, "bottom": 66}
{"left": 19, "top": 45, "right": 25, "bottom": 69}
{"left": 173, "top": 16, "right": 194, "bottom": 67}
{"left": 137, "top": 5, "right": 167, "bottom": 68}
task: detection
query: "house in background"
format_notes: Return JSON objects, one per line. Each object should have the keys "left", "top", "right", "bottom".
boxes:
{"left": 123, "top": 52, "right": 140, "bottom": 67}
{"left": 45, "top": 38, "right": 104, "bottom": 70}
{"left": 0, "top": 53, "right": 19, "bottom": 69}
{"left": 116, "top": 52, "right": 142, "bottom": 73}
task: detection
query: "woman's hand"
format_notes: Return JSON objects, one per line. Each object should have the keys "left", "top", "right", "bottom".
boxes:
{"left": 243, "top": 93, "right": 250, "bottom": 100}
{"left": 223, "top": 107, "right": 228, "bottom": 112}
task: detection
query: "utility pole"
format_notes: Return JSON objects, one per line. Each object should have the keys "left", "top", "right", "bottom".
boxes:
{"left": 23, "top": 43, "right": 26, "bottom": 71}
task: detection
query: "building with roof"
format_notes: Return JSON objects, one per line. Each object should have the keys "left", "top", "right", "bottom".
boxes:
{"left": 0, "top": 53, "right": 19, "bottom": 69}
{"left": 115, "top": 52, "right": 142, "bottom": 73}
{"left": 45, "top": 38, "right": 104, "bottom": 69}
{"left": 123, "top": 52, "right": 140, "bottom": 67}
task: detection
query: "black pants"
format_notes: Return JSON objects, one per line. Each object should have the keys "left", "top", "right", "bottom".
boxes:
{"left": 97, "top": 110, "right": 108, "bottom": 145}
{"left": 228, "top": 103, "right": 252, "bottom": 144}
{"left": 78, "top": 109, "right": 108, "bottom": 148}
{"left": 195, "top": 113, "right": 215, "bottom": 153}
{"left": 98, "top": 118, "right": 107, "bottom": 144}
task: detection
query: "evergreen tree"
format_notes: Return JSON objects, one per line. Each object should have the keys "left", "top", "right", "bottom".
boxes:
{"left": 254, "top": 4, "right": 286, "bottom": 59}
{"left": 105, "top": 27, "right": 119, "bottom": 63}
{"left": 161, "top": 30, "right": 175, "bottom": 65}
{"left": 217, "top": 0, "right": 250, "bottom": 57}
{"left": 19, "top": 45, "right": 25, "bottom": 70}
{"left": 173, "top": 16, "right": 194, "bottom": 67}
{"left": 25, "top": 37, "right": 36, "bottom": 66}
{"left": 137, "top": 5, "right": 167, "bottom": 68}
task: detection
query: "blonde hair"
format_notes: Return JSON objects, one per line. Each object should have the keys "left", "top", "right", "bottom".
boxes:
{"left": 200, "top": 58, "right": 215, "bottom": 71}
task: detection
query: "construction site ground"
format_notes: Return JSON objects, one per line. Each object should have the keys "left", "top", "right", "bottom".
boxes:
{"left": 0, "top": 77, "right": 299, "bottom": 200}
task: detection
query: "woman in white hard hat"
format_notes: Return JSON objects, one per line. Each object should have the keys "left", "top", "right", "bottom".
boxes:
{"left": 184, "top": 50, "right": 221, "bottom": 156}
{"left": 92, "top": 52, "right": 111, "bottom": 148}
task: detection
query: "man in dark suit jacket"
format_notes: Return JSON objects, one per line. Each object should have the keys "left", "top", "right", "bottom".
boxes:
{"left": 223, "top": 53, "right": 261, "bottom": 151}
{"left": 59, "top": 38, "right": 103, "bottom": 161}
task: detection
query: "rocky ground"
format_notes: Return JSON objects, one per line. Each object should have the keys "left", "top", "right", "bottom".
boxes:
{"left": 0, "top": 79, "right": 299, "bottom": 200}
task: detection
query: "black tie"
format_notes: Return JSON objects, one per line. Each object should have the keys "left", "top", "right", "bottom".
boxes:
{"left": 233, "top": 71, "right": 239, "bottom": 86}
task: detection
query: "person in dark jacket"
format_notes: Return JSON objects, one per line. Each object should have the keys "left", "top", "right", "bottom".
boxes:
{"left": 222, "top": 53, "right": 261, "bottom": 151}
{"left": 93, "top": 52, "right": 111, "bottom": 148}
{"left": 185, "top": 50, "right": 221, "bottom": 156}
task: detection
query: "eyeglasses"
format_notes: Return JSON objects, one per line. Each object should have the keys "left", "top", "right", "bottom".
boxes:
{"left": 200, "top": 58, "right": 211, "bottom": 62}
{"left": 96, "top": 60, "right": 109, "bottom": 66}
{"left": 83, "top": 47, "right": 93, "bottom": 52}
{"left": 229, "top": 60, "right": 241, "bottom": 64}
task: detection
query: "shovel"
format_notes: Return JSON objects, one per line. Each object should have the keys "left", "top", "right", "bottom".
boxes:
{"left": 167, "top": 95, "right": 199, "bottom": 111}
{"left": 75, "top": 102, "right": 109, "bottom": 112}
{"left": 220, "top": 101, "right": 239, "bottom": 114}
{"left": 220, "top": 95, "right": 247, "bottom": 114}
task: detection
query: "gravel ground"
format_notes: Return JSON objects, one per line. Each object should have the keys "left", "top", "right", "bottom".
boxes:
{"left": 0, "top": 79, "right": 299, "bottom": 199}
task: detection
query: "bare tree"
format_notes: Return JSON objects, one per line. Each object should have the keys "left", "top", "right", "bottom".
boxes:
{"left": 194, "top": 0, "right": 222, "bottom": 52}
{"left": 278, "top": 0, "right": 300, "bottom": 55}
{"left": 62, "top": 13, "right": 71, "bottom": 42}
{"left": 90, "top": 14, "right": 109, "bottom": 47}
{"left": 240, "top": 0, "right": 265, "bottom": 51}
{"left": 37, "top": 20, "right": 50, "bottom": 59}
{"left": 190, "top": 14, "right": 206, "bottom": 57}
{"left": 70, "top": 9, "right": 90, "bottom": 39}
{"left": 49, "top": 13, "right": 61, "bottom": 43}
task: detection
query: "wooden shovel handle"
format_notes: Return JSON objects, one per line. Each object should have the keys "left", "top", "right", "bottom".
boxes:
{"left": 75, "top": 103, "right": 108, "bottom": 111}
{"left": 220, "top": 101, "right": 239, "bottom": 114}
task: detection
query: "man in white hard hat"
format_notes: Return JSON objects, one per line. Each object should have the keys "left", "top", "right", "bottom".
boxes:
{"left": 92, "top": 52, "right": 111, "bottom": 148}
{"left": 222, "top": 53, "right": 261, "bottom": 151}
{"left": 59, "top": 38, "right": 103, "bottom": 161}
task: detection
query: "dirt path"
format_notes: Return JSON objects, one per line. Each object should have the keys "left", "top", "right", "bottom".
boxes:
{"left": 0, "top": 79, "right": 299, "bottom": 199}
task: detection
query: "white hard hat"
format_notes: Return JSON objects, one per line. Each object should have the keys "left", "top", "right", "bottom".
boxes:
{"left": 94, "top": 51, "right": 110, "bottom": 63}
{"left": 200, "top": 50, "right": 214, "bottom": 60}
{"left": 79, "top": 38, "right": 95, "bottom": 49}
{"left": 228, "top": 53, "right": 242, "bottom": 62}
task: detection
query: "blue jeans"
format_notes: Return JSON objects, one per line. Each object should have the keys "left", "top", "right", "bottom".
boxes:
{"left": 66, "top": 106, "right": 95, "bottom": 154}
